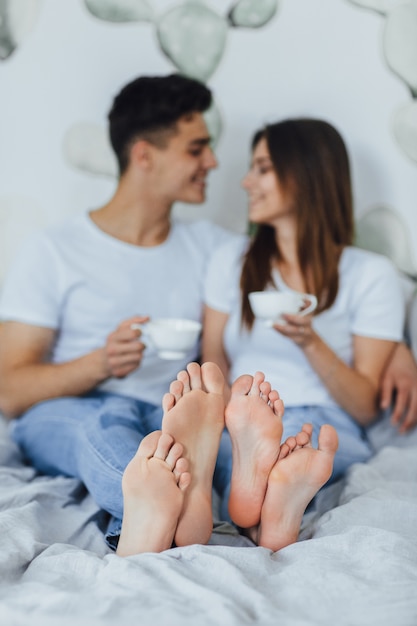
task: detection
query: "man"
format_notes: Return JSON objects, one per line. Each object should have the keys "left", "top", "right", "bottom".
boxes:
{"left": 0, "top": 73, "right": 235, "bottom": 549}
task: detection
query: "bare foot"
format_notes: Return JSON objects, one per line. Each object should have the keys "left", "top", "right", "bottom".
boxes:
{"left": 116, "top": 431, "right": 191, "bottom": 557}
{"left": 257, "top": 423, "right": 338, "bottom": 552}
{"left": 161, "top": 361, "right": 225, "bottom": 546}
{"left": 277, "top": 423, "right": 313, "bottom": 460}
{"left": 225, "top": 371, "right": 284, "bottom": 529}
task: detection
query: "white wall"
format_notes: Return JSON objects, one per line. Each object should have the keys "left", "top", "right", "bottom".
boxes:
{"left": 0, "top": 0, "right": 416, "bottom": 284}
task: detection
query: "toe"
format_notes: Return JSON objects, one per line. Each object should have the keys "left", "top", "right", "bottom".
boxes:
{"left": 173, "top": 456, "right": 189, "bottom": 479}
{"left": 278, "top": 442, "right": 291, "bottom": 460}
{"left": 177, "top": 370, "right": 191, "bottom": 393}
{"left": 294, "top": 430, "right": 310, "bottom": 448}
{"left": 162, "top": 392, "right": 175, "bottom": 413}
{"left": 301, "top": 423, "right": 313, "bottom": 437}
{"left": 178, "top": 471, "right": 192, "bottom": 492}
{"left": 272, "top": 398, "right": 284, "bottom": 418}
{"left": 165, "top": 441, "right": 184, "bottom": 469}
{"left": 284, "top": 435, "right": 297, "bottom": 451}
{"left": 153, "top": 433, "right": 175, "bottom": 460}
{"left": 259, "top": 380, "right": 271, "bottom": 402}
{"left": 201, "top": 361, "right": 225, "bottom": 394}
{"left": 250, "top": 371, "right": 265, "bottom": 396}
{"left": 318, "top": 424, "right": 339, "bottom": 453}
{"left": 170, "top": 379, "right": 184, "bottom": 401}
{"left": 137, "top": 431, "right": 162, "bottom": 458}
{"left": 187, "top": 362, "right": 202, "bottom": 390}
{"left": 230, "top": 374, "right": 254, "bottom": 397}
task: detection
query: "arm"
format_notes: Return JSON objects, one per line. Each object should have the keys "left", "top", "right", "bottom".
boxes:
{"left": 379, "top": 342, "right": 417, "bottom": 433}
{"left": 274, "top": 313, "right": 396, "bottom": 426}
{"left": 0, "top": 316, "right": 148, "bottom": 419}
{"left": 201, "top": 305, "right": 232, "bottom": 403}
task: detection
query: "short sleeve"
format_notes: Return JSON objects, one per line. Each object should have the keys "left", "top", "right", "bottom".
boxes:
{"left": 350, "top": 253, "right": 405, "bottom": 341}
{"left": 204, "top": 236, "right": 247, "bottom": 313}
{"left": 0, "top": 232, "right": 62, "bottom": 328}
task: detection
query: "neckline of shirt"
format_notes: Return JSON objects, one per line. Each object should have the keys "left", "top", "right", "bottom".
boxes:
{"left": 82, "top": 210, "right": 177, "bottom": 253}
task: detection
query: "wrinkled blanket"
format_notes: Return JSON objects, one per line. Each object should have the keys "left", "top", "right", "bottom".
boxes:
{"left": 1, "top": 413, "right": 417, "bottom": 626}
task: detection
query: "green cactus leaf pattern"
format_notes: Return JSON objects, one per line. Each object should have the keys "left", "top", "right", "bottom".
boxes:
{"left": 392, "top": 101, "right": 417, "bottom": 163}
{"left": 355, "top": 205, "right": 416, "bottom": 276}
{"left": 203, "top": 100, "right": 222, "bottom": 148}
{"left": 345, "top": 0, "right": 400, "bottom": 15}
{"left": 84, "top": 0, "right": 154, "bottom": 23}
{"left": 0, "top": 0, "right": 42, "bottom": 60}
{"left": 0, "top": 1, "right": 15, "bottom": 60}
{"left": 383, "top": 2, "right": 417, "bottom": 95}
{"left": 228, "top": 0, "right": 278, "bottom": 28}
{"left": 63, "top": 123, "right": 117, "bottom": 178}
{"left": 156, "top": 2, "right": 228, "bottom": 81}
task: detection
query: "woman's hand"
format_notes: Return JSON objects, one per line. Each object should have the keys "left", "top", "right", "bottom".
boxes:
{"left": 272, "top": 312, "right": 317, "bottom": 348}
{"left": 272, "top": 317, "right": 398, "bottom": 425}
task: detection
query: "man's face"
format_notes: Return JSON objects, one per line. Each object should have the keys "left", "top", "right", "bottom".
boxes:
{"left": 149, "top": 113, "right": 217, "bottom": 205}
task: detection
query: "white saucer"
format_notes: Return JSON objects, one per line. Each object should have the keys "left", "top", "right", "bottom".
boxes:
{"left": 158, "top": 350, "right": 187, "bottom": 360}
{"left": 263, "top": 317, "right": 287, "bottom": 328}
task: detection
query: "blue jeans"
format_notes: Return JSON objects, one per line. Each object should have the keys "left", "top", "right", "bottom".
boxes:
{"left": 9, "top": 391, "right": 233, "bottom": 549}
{"left": 282, "top": 405, "right": 373, "bottom": 514}
{"left": 212, "top": 404, "right": 373, "bottom": 521}
{"left": 282, "top": 405, "right": 372, "bottom": 480}
{"left": 9, "top": 392, "right": 164, "bottom": 548}
{"left": 10, "top": 396, "right": 370, "bottom": 545}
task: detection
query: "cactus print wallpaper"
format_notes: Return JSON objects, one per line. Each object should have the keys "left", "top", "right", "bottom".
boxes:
{"left": 0, "top": 0, "right": 416, "bottom": 286}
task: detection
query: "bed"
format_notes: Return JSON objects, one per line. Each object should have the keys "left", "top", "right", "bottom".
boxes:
{"left": 1, "top": 408, "right": 417, "bottom": 626}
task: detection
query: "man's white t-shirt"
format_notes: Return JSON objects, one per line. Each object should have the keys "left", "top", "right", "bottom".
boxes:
{"left": 0, "top": 211, "right": 235, "bottom": 406}
{"left": 205, "top": 236, "right": 405, "bottom": 409}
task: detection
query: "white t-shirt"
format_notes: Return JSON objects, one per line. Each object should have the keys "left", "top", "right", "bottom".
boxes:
{"left": 0, "top": 211, "right": 235, "bottom": 405}
{"left": 205, "top": 236, "right": 405, "bottom": 408}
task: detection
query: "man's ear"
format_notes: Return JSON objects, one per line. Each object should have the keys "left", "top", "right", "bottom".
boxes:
{"left": 130, "top": 140, "right": 154, "bottom": 170}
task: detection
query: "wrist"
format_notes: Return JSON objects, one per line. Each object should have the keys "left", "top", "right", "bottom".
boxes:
{"left": 302, "top": 331, "right": 320, "bottom": 355}
{"left": 89, "top": 348, "right": 112, "bottom": 384}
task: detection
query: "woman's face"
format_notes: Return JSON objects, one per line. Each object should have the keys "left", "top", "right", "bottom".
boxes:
{"left": 241, "top": 137, "right": 293, "bottom": 225}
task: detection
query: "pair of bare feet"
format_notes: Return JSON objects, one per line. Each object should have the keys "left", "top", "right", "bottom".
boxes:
{"left": 116, "top": 362, "right": 338, "bottom": 557}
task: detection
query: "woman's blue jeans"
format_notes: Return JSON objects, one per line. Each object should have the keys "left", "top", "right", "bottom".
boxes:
{"left": 213, "top": 404, "right": 373, "bottom": 521}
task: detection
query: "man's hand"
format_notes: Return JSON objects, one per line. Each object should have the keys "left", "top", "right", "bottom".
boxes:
{"left": 380, "top": 343, "right": 417, "bottom": 433}
{"left": 104, "top": 316, "right": 149, "bottom": 378}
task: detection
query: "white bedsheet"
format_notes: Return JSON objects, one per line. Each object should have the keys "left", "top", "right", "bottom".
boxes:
{"left": 1, "top": 413, "right": 417, "bottom": 626}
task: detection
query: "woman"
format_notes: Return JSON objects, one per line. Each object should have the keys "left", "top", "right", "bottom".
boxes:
{"left": 204, "top": 118, "right": 405, "bottom": 487}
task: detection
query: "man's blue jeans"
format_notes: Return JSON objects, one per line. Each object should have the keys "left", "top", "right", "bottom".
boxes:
{"left": 9, "top": 391, "right": 233, "bottom": 548}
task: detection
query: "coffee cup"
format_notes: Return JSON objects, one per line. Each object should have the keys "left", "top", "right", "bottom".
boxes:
{"left": 131, "top": 318, "right": 202, "bottom": 360}
{"left": 248, "top": 291, "right": 318, "bottom": 326}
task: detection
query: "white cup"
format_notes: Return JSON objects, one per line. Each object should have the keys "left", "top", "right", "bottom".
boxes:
{"left": 248, "top": 291, "right": 318, "bottom": 326}
{"left": 132, "top": 318, "right": 202, "bottom": 360}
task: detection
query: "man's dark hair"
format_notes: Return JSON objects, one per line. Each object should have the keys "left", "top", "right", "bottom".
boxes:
{"left": 108, "top": 73, "right": 212, "bottom": 175}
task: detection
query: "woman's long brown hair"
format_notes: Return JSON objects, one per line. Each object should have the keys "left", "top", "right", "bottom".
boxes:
{"left": 240, "top": 118, "right": 354, "bottom": 330}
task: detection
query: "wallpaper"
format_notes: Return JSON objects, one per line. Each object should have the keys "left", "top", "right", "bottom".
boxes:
{"left": 0, "top": 0, "right": 416, "bottom": 284}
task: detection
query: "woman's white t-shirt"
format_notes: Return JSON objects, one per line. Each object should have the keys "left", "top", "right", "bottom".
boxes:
{"left": 205, "top": 236, "right": 405, "bottom": 408}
